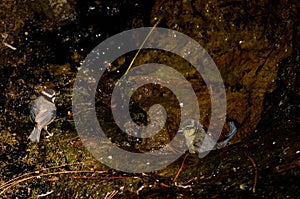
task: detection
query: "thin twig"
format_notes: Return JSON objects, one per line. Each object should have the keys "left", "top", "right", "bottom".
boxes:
{"left": 245, "top": 152, "right": 258, "bottom": 193}
{"left": 37, "top": 190, "right": 54, "bottom": 197}
{"left": 0, "top": 170, "right": 107, "bottom": 195}
{"left": 173, "top": 153, "right": 189, "bottom": 182}
{"left": 0, "top": 161, "right": 92, "bottom": 190}
{"left": 124, "top": 19, "right": 161, "bottom": 75}
{"left": 104, "top": 190, "right": 119, "bottom": 199}
{"left": 274, "top": 159, "right": 300, "bottom": 173}
{"left": 1, "top": 33, "right": 17, "bottom": 50}
{"left": 255, "top": 47, "right": 275, "bottom": 75}
{"left": 160, "top": 183, "right": 170, "bottom": 188}
{"left": 71, "top": 176, "right": 140, "bottom": 181}
{"left": 136, "top": 185, "right": 144, "bottom": 195}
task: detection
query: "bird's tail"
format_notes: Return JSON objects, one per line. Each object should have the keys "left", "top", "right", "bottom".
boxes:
{"left": 216, "top": 121, "right": 237, "bottom": 149}
{"left": 28, "top": 127, "right": 41, "bottom": 142}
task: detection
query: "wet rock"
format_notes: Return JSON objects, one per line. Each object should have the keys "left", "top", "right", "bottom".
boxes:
{"left": 150, "top": 0, "right": 298, "bottom": 140}
{"left": 31, "top": 0, "right": 76, "bottom": 25}
{"left": 0, "top": 0, "right": 299, "bottom": 198}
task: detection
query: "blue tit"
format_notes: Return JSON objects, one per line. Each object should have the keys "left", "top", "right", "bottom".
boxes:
{"left": 180, "top": 119, "right": 206, "bottom": 154}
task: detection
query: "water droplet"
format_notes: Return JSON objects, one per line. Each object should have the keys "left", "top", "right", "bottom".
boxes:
{"left": 88, "top": 6, "right": 95, "bottom": 11}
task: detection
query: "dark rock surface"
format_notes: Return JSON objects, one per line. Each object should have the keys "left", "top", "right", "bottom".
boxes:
{"left": 0, "top": 0, "right": 299, "bottom": 198}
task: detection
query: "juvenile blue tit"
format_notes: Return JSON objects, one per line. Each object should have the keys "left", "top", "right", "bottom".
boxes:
{"left": 28, "top": 89, "right": 56, "bottom": 142}
{"left": 179, "top": 119, "right": 206, "bottom": 154}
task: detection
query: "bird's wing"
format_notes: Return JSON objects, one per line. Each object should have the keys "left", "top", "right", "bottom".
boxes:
{"left": 30, "top": 100, "right": 38, "bottom": 122}
{"left": 34, "top": 108, "right": 55, "bottom": 129}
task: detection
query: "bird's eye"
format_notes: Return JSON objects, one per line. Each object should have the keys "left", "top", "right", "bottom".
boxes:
{"left": 184, "top": 124, "right": 197, "bottom": 130}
